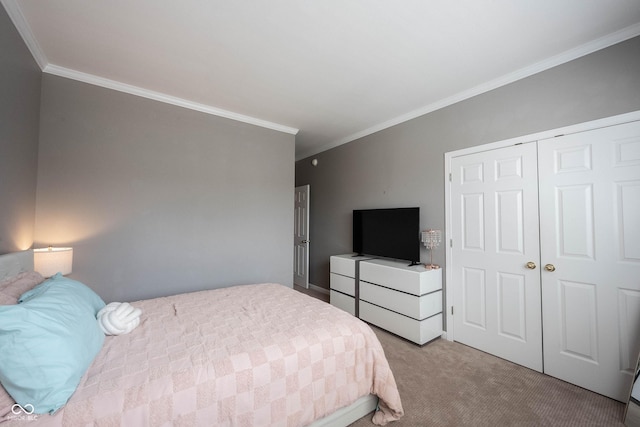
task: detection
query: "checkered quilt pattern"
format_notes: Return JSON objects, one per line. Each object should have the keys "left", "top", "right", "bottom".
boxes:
{"left": 1, "top": 283, "right": 403, "bottom": 426}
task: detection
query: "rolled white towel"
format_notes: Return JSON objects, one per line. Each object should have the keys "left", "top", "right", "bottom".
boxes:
{"left": 97, "top": 302, "right": 142, "bottom": 335}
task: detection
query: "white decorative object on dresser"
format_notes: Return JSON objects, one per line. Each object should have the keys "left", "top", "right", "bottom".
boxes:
{"left": 358, "top": 258, "right": 443, "bottom": 345}
{"left": 329, "top": 254, "right": 372, "bottom": 316}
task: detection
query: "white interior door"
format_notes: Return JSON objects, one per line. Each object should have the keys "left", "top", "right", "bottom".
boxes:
{"left": 539, "top": 121, "right": 640, "bottom": 401}
{"left": 450, "top": 143, "right": 543, "bottom": 372}
{"left": 294, "top": 185, "right": 310, "bottom": 288}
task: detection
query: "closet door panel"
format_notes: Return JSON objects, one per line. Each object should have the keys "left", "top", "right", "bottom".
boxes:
{"left": 539, "top": 120, "right": 640, "bottom": 401}
{"left": 451, "top": 142, "right": 542, "bottom": 372}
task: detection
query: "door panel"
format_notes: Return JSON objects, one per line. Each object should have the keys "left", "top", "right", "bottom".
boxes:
{"left": 462, "top": 267, "right": 486, "bottom": 329}
{"left": 556, "top": 184, "right": 595, "bottom": 259}
{"left": 557, "top": 279, "right": 598, "bottom": 361}
{"left": 462, "top": 193, "right": 485, "bottom": 251}
{"left": 497, "top": 272, "right": 526, "bottom": 341}
{"left": 619, "top": 289, "right": 640, "bottom": 371}
{"left": 618, "top": 181, "right": 640, "bottom": 262}
{"left": 539, "top": 120, "right": 640, "bottom": 401}
{"left": 496, "top": 190, "right": 524, "bottom": 254}
{"left": 451, "top": 142, "right": 542, "bottom": 372}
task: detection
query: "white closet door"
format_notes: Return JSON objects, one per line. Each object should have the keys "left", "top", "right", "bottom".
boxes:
{"left": 539, "top": 121, "right": 640, "bottom": 401}
{"left": 451, "top": 142, "right": 543, "bottom": 372}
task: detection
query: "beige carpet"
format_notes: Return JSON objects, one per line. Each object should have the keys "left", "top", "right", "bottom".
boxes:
{"left": 350, "top": 326, "right": 626, "bottom": 426}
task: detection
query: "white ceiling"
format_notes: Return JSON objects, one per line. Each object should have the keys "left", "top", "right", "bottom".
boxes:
{"left": 4, "top": 1, "right": 640, "bottom": 160}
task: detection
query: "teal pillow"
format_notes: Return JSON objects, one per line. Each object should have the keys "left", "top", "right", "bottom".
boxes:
{"left": 0, "top": 274, "right": 105, "bottom": 414}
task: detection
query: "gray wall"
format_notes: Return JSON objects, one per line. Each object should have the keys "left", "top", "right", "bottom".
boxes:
{"left": 0, "top": 6, "right": 41, "bottom": 254}
{"left": 296, "top": 36, "right": 640, "bottom": 294}
{"left": 35, "top": 74, "right": 295, "bottom": 302}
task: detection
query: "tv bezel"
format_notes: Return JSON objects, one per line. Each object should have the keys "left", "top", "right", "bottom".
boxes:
{"left": 353, "top": 207, "right": 421, "bottom": 265}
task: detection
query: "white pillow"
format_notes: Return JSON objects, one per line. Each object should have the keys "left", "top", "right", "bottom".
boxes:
{"left": 97, "top": 302, "right": 142, "bottom": 335}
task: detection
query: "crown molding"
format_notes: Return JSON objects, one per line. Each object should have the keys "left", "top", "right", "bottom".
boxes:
{"left": 296, "top": 21, "right": 640, "bottom": 161}
{"left": 5, "top": 0, "right": 638, "bottom": 154}
{"left": 3, "top": 1, "right": 297, "bottom": 135}
{"left": 43, "top": 64, "right": 299, "bottom": 135}
{"left": 1, "top": 0, "right": 48, "bottom": 69}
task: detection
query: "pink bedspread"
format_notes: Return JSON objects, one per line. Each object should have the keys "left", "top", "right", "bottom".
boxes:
{"left": 1, "top": 283, "right": 403, "bottom": 426}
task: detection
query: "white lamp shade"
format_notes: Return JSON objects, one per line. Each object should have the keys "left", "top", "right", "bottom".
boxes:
{"left": 34, "top": 247, "right": 73, "bottom": 278}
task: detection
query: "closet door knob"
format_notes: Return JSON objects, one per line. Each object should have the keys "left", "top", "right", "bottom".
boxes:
{"left": 544, "top": 264, "right": 556, "bottom": 272}
{"left": 525, "top": 262, "right": 536, "bottom": 269}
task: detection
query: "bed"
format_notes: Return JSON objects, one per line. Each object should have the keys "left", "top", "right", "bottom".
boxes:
{"left": 0, "top": 250, "right": 403, "bottom": 426}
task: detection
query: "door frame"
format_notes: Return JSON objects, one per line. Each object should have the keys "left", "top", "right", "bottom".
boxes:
{"left": 294, "top": 184, "right": 310, "bottom": 288}
{"left": 444, "top": 110, "right": 640, "bottom": 342}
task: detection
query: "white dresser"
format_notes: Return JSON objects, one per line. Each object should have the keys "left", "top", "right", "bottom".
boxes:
{"left": 358, "top": 258, "right": 443, "bottom": 345}
{"left": 329, "top": 254, "right": 372, "bottom": 316}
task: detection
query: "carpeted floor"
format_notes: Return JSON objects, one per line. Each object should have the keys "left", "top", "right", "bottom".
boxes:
{"left": 292, "top": 286, "right": 626, "bottom": 426}
{"left": 350, "top": 326, "right": 626, "bottom": 427}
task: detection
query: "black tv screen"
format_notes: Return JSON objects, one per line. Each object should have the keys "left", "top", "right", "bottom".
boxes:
{"left": 353, "top": 207, "right": 420, "bottom": 264}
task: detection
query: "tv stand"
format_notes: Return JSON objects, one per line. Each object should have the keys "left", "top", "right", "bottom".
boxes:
{"left": 330, "top": 255, "right": 443, "bottom": 345}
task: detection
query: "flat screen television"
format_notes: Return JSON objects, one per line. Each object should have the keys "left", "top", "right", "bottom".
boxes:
{"left": 353, "top": 207, "right": 421, "bottom": 265}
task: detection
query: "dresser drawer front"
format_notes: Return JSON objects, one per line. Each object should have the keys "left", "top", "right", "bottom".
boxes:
{"left": 360, "top": 282, "right": 442, "bottom": 320}
{"left": 360, "top": 260, "right": 441, "bottom": 295}
{"left": 330, "top": 290, "right": 355, "bottom": 316}
{"left": 330, "top": 273, "right": 355, "bottom": 296}
{"left": 360, "top": 301, "right": 442, "bottom": 345}
{"left": 330, "top": 256, "right": 355, "bottom": 277}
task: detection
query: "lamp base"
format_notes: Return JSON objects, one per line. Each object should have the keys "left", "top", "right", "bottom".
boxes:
{"left": 424, "top": 264, "right": 440, "bottom": 270}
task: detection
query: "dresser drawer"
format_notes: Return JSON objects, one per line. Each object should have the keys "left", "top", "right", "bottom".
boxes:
{"left": 360, "top": 282, "right": 442, "bottom": 320}
{"left": 360, "top": 259, "right": 441, "bottom": 295}
{"left": 330, "top": 273, "right": 355, "bottom": 296}
{"left": 330, "top": 290, "right": 355, "bottom": 316}
{"left": 359, "top": 301, "right": 442, "bottom": 345}
{"left": 330, "top": 255, "right": 356, "bottom": 277}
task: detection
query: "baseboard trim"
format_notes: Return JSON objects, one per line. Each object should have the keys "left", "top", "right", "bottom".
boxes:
{"left": 309, "top": 283, "right": 329, "bottom": 295}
